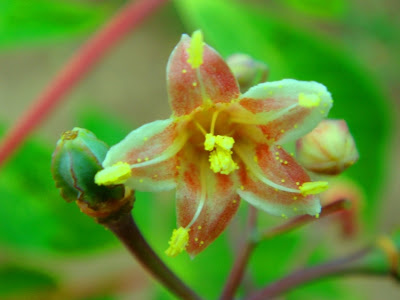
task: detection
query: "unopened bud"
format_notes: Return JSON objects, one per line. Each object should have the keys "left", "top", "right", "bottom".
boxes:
{"left": 320, "top": 179, "right": 363, "bottom": 238}
{"left": 51, "top": 128, "right": 125, "bottom": 210}
{"left": 296, "top": 119, "right": 359, "bottom": 175}
{"left": 226, "top": 54, "right": 269, "bottom": 92}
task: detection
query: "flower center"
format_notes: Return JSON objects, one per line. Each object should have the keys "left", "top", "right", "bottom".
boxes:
{"left": 204, "top": 133, "right": 238, "bottom": 175}
{"left": 194, "top": 110, "right": 239, "bottom": 175}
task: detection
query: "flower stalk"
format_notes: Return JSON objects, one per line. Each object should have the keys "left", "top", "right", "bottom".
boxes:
{"left": 100, "top": 204, "right": 202, "bottom": 300}
{"left": 220, "top": 199, "right": 350, "bottom": 300}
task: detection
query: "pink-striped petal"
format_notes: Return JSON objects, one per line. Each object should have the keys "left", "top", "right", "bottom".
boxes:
{"left": 235, "top": 142, "right": 320, "bottom": 217}
{"left": 235, "top": 79, "right": 332, "bottom": 144}
{"left": 102, "top": 119, "right": 187, "bottom": 192}
{"left": 175, "top": 147, "right": 240, "bottom": 256}
{"left": 167, "top": 34, "right": 240, "bottom": 116}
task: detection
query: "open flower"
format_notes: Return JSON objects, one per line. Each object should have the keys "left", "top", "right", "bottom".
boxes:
{"left": 95, "top": 31, "right": 333, "bottom": 257}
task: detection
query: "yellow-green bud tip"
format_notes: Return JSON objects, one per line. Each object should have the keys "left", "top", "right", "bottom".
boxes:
{"left": 165, "top": 227, "right": 190, "bottom": 257}
{"left": 187, "top": 30, "right": 204, "bottom": 69}
{"left": 95, "top": 162, "right": 131, "bottom": 186}
{"left": 299, "top": 181, "right": 329, "bottom": 196}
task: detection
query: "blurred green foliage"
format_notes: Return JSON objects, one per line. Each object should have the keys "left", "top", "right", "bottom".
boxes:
{"left": 0, "top": 0, "right": 112, "bottom": 49}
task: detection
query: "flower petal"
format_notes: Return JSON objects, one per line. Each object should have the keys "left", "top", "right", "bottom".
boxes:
{"left": 235, "top": 142, "right": 320, "bottom": 217}
{"left": 235, "top": 79, "right": 332, "bottom": 144}
{"left": 102, "top": 119, "right": 186, "bottom": 191}
{"left": 167, "top": 34, "right": 240, "bottom": 116}
{"left": 175, "top": 147, "right": 240, "bottom": 256}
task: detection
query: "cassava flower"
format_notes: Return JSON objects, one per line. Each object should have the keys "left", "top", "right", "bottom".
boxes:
{"left": 95, "top": 31, "right": 333, "bottom": 257}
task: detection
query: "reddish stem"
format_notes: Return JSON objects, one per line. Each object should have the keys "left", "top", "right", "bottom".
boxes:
{"left": 261, "top": 199, "right": 350, "bottom": 240}
{"left": 220, "top": 206, "right": 258, "bottom": 300}
{"left": 246, "top": 247, "right": 372, "bottom": 300}
{"left": 0, "top": 0, "right": 169, "bottom": 166}
{"left": 219, "top": 200, "right": 349, "bottom": 300}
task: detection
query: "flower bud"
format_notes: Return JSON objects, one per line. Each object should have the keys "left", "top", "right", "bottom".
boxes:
{"left": 51, "top": 128, "right": 125, "bottom": 209}
{"left": 226, "top": 54, "right": 269, "bottom": 92}
{"left": 296, "top": 119, "right": 359, "bottom": 175}
{"left": 320, "top": 179, "right": 363, "bottom": 238}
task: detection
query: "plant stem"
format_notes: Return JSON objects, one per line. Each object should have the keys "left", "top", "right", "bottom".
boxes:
{"left": 246, "top": 247, "right": 372, "bottom": 300}
{"left": 104, "top": 210, "right": 202, "bottom": 300}
{"left": 219, "top": 200, "right": 349, "bottom": 300}
{"left": 261, "top": 199, "right": 350, "bottom": 240}
{"left": 220, "top": 206, "right": 258, "bottom": 300}
{"left": 0, "top": 0, "right": 169, "bottom": 167}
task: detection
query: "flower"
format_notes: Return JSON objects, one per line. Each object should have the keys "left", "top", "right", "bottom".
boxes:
{"left": 296, "top": 119, "right": 359, "bottom": 175}
{"left": 95, "top": 31, "right": 333, "bottom": 257}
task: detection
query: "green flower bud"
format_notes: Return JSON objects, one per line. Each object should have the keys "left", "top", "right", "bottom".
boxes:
{"left": 296, "top": 119, "right": 359, "bottom": 175}
{"left": 226, "top": 54, "right": 269, "bottom": 92}
{"left": 51, "top": 128, "right": 125, "bottom": 209}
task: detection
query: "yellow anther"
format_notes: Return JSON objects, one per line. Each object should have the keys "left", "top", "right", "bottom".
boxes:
{"left": 205, "top": 134, "right": 238, "bottom": 175}
{"left": 280, "top": 159, "right": 283, "bottom": 163}
{"left": 275, "top": 157, "right": 280, "bottom": 160}
{"left": 195, "top": 238, "right": 199, "bottom": 242}
{"left": 299, "top": 181, "right": 329, "bottom": 196}
{"left": 143, "top": 137, "right": 148, "bottom": 141}
{"left": 165, "top": 227, "right": 189, "bottom": 257}
{"left": 145, "top": 157, "right": 149, "bottom": 161}
{"left": 215, "top": 135, "right": 234, "bottom": 150}
{"left": 240, "top": 185, "right": 244, "bottom": 190}
{"left": 296, "top": 182, "right": 300, "bottom": 186}
{"left": 281, "top": 213, "right": 288, "bottom": 219}
{"left": 200, "top": 241, "right": 204, "bottom": 245}
{"left": 277, "top": 145, "right": 281, "bottom": 149}
{"left": 198, "top": 226, "right": 202, "bottom": 230}
{"left": 253, "top": 155, "right": 258, "bottom": 162}
{"left": 298, "top": 93, "right": 321, "bottom": 108}
{"left": 275, "top": 152, "right": 279, "bottom": 155}
{"left": 281, "top": 179, "right": 285, "bottom": 183}
{"left": 209, "top": 147, "right": 238, "bottom": 175}
{"left": 192, "top": 82, "right": 198, "bottom": 87}
{"left": 187, "top": 30, "right": 204, "bottom": 69}
{"left": 280, "top": 129, "right": 285, "bottom": 133}
{"left": 139, "top": 179, "right": 144, "bottom": 183}
{"left": 294, "top": 124, "right": 298, "bottom": 129}
{"left": 153, "top": 174, "right": 158, "bottom": 178}
{"left": 182, "top": 69, "right": 187, "bottom": 73}
{"left": 315, "top": 213, "right": 320, "bottom": 219}
{"left": 284, "top": 161, "right": 288, "bottom": 165}
{"left": 293, "top": 196, "right": 298, "bottom": 200}
{"left": 137, "top": 158, "right": 142, "bottom": 162}
{"left": 204, "top": 133, "right": 216, "bottom": 151}
{"left": 233, "top": 200, "right": 237, "bottom": 204}
{"left": 95, "top": 162, "right": 131, "bottom": 186}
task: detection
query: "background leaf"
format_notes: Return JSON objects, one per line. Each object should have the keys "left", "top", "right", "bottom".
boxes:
{"left": 0, "top": 0, "right": 112, "bottom": 49}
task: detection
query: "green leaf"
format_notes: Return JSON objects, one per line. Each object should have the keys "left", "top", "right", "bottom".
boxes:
{"left": 0, "top": 264, "right": 57, "bottom": 297}
{"left": 282, "top": 0, "right": 348, "bottom": 19}
{"left": 0, "top": 0, "right": 112, "bottom": 49}
{"left": 174, "top": 0, "right": 393, "bottom": 228}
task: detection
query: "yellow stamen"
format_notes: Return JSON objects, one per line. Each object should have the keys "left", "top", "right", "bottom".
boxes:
{"left": 299, "top": 181, "right": 329, "bottom": 196}
{"left": 205, "top": 133, "right": 238, "bottom": 175}
{"left": 187, "top": 30, "right": 204, "bottom": 69}
{"left": 298, "top": 93, "right": 321, "bottom": 108}
{"left": 165, "top": 227, "right": 189, "bottom": 257}
{"left": 95, "top": 162, "right": 131, "bottom": 186}
{"left": 210, "top": 110, "right": 219, "bottom": 135}
{"left": 209, "top": 147, "right": 238, "bottom": 175}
